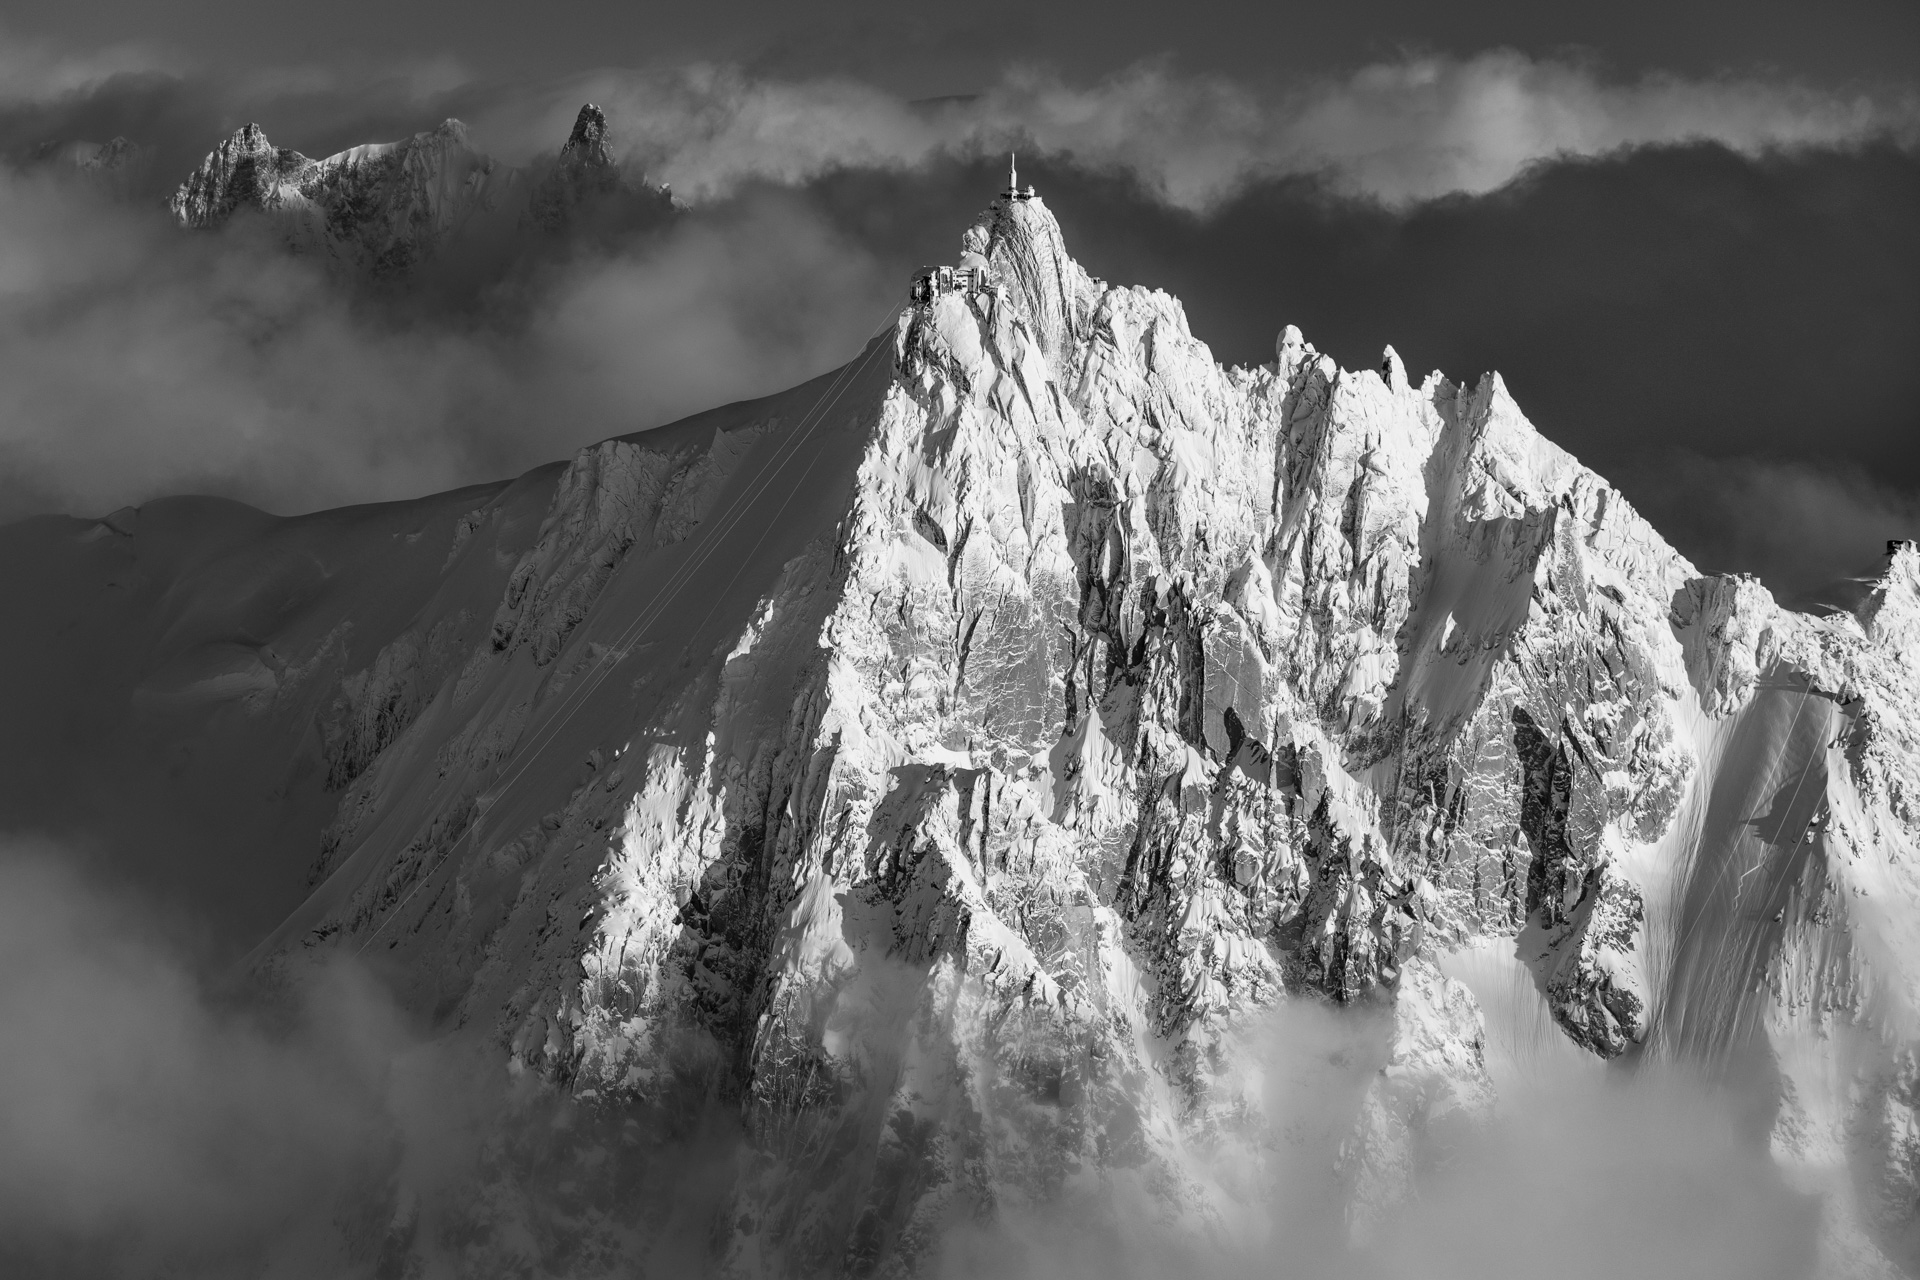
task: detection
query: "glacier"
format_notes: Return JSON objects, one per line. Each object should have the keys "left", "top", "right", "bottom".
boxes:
{"left": 3, "top": 177, "right": 1918, "bottom": 1276}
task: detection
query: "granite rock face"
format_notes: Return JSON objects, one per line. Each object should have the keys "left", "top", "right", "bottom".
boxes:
{"left": 527, "top": 103, "right": 623, "bottom": 232}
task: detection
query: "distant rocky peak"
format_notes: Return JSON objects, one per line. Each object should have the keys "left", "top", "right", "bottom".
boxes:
{"left": 208, "top": 122, "right": 303, "bottom": 170}
{"left": 168, "top": 123, "right": 312, "bottom": 228}
{"left": 527, "top": 102, "right": 633, "bottom": 232}
{"left": 86, "top": 136, "right": 143, "bottom": 169}
{"left": 22, "top": 135, "right": 155, "bottom": 197}
{"left": 560, "top": 103, "right": 614, "bottom": 167}
{"left": 164, "top": 103, "right": 674, "bottom": 264}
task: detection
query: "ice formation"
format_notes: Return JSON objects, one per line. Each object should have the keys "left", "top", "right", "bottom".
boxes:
{"left": 8, "top": 181, "right": 1920, "bottom": 1274}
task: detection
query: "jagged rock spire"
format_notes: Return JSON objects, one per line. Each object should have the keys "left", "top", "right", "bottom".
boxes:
{"left": 561, "top": 103, "right": 614, "bottom": 167}
{"left": 162, "top": 103, "right": 672, "bottom": 269}
{"left": 168, "top": 123, "right": 311, "bottom": 227}
{"left": 962, "top": 184, "right": 1096, "bottom": 369}
{"left": 167, "top": 118, "right": 499, "bottom": 274}
{"left": 528, "top": 103, "right": 623, "bottom": 232}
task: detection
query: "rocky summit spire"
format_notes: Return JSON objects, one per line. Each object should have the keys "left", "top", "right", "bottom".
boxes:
{"left": 529, "top": 103, "right": 622, "bottom": 231}
{"left": 168, "top": 123, "right": 312, "bottom": 227}
{"left": 167, "top": 118, "right": 501, "bottom": 274}
{"left": 560, "top": 103, "right": 615, "bottom": 170}
{"left": 961, "top": 183, "right": 1095, "bottom": 369}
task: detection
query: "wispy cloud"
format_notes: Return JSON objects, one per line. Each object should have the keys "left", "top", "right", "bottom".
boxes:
{"left": 482, "top": 52, "right": 1920, "bottom": 207}
{"left": 0, "top": 28, "right": 170, "bottom": 106}
{"left": 0, "top": 839, "right": 761, "bottom": 1276}
{"left": 0, "top": 842, "right": 403, "bottom": 1272}
{"left": 0, "top": 165, "right": 893, "bottom": 520}
{"left": 1618, "top": 452, "right": 1920, "bottom": 607}
{"left": 7, "top": 22, "right": 1911, "bottom": 208}
{"left": 0, "top": 838, "right": 1824, "bottom": 1278}
{"left": 925, "top": 994, "right": 1814, "bottom": 1280}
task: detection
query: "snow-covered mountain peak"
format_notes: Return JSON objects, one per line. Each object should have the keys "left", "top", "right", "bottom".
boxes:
{"left": 169, "top": 122, "right": 312, "bottom": 227}
{"left": 17, "top": 176, "right": 1920, "bottom": 1272}
{"left": 560, "top": 102, "right": 614, "bottom": 164}
{"left": 167, "top": 115, "right": 503, "bottom": 272}
{"left": 960, "top": 190, "right": 1100, "bottom": 371}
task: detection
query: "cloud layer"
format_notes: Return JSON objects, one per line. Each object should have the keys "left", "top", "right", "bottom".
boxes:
{"left": 0, "top": 842, "right": 401, "bottom": 1276}
{"left": 473, "top": 52, "right": 1920, "bottom": 208}
{"left": 7, "top": 27, "right": 1915, "bottom": 207}
{"left": 1617, "top": 453, "right": 1920, "bottom": 607}
{"left": 0, "top": 840, "right": 1818, "bottom": 1279}
{"left": 0, "top": 166, "right": 894, "bottom": 520}
{"left": 0, "top": 840, "right": 752, "bottom": 1278}
{"left": 920, "top": 993, "right": 1815, "bottom": 1280}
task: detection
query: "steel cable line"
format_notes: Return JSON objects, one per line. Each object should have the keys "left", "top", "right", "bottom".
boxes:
{"left": 448, "top": 316, "right": 899, "bottom": 811}
{"left": 354, "top": 321, "right": 894, "bottom": 952}
{"left": 351, "top": 315, "right": 900, "bottom": 955}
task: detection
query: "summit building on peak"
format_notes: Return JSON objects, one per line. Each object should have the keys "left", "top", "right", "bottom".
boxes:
{"left": 909, "top": 157, "right": 1043, "bottom": 303}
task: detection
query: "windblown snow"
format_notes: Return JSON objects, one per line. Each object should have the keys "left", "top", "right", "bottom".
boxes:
{"left": 5, "top": 182, "right": 1919, "bottom": 1275}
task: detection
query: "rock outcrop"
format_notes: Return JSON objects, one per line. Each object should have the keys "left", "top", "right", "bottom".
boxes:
{"left": 169, "top": 118, "right": 511, "bottom": 273}
{"left": 527, "top": 103, "right": 622, "bottom": 231}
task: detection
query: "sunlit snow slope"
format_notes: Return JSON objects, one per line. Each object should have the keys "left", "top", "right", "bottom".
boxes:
{"left": 5, "top": 187, "right": 1919, "bottom": 1273}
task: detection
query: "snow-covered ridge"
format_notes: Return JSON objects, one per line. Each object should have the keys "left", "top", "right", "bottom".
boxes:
{"left": 9, "top": 183, "right": 1920, "bottom": 1273}
{"left": 166, "top": 103, "right": 671, "bottom": 272}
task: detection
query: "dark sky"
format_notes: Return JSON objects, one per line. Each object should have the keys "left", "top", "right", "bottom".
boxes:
{"left": 8, "top": 0, "right": 1919, "bottom": 89}
{"left": 0, "top": 2, "right": 1915, "bottom": 604}
{"left": 732, "top": 145, "right": 1920, "bottom": 603}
